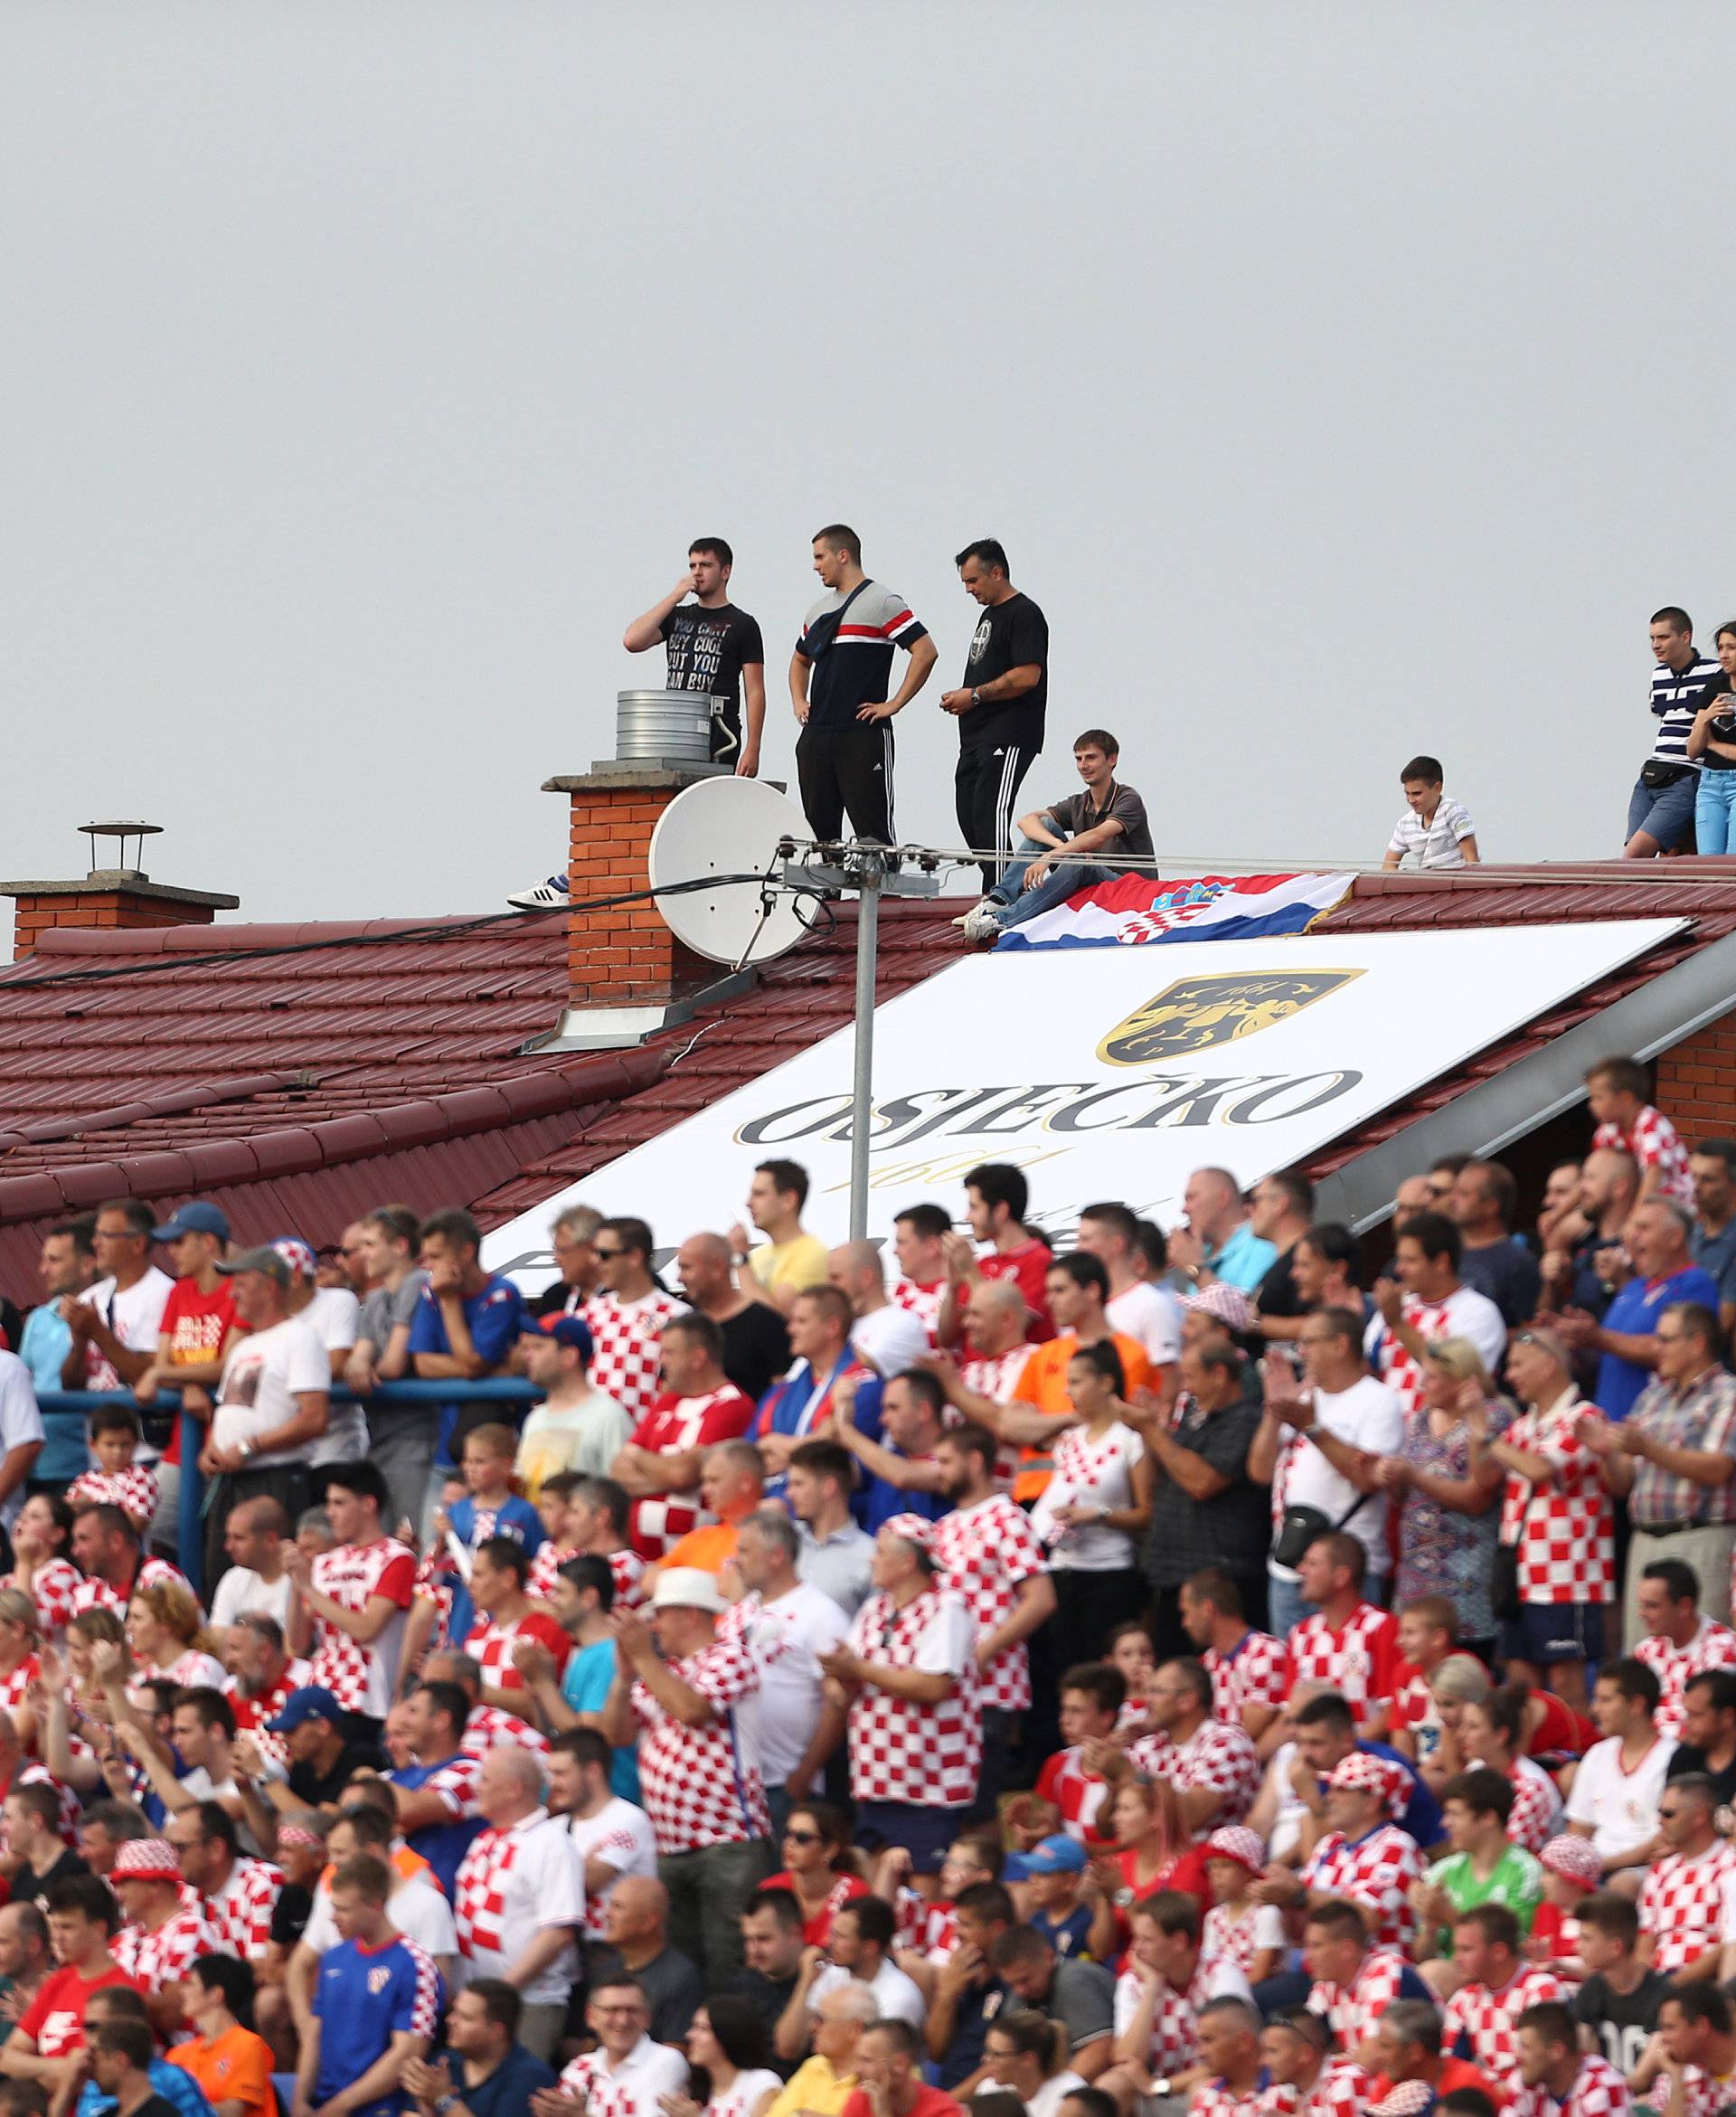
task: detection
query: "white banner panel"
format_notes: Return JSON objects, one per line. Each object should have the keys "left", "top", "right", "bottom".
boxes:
{"left": 483, "top": 919, "right": 1683, "bottom": 1285}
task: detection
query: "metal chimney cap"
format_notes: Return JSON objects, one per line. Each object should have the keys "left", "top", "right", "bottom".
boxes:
{"left": 78, "top": 820, "right": 163, "bottom": 880}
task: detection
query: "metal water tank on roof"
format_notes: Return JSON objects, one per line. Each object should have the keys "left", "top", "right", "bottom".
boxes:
{"left": 616, "top": 689, "right": 721, "bottom": 766}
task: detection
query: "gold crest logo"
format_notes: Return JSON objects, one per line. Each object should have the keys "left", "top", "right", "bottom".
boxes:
{"left": 1097, "top": 969, "right": 1363, "bottom": 1068}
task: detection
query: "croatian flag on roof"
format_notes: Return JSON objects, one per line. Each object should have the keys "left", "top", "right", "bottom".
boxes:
{"left": 994, "top": 871, "right": 1356, "bottom": 950}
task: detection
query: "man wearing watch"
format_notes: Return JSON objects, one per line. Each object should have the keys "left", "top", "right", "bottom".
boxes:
{"left": 403, "top": 1979, "right": 555, "bottom": 2117}
{"left": 941, "top": 539, "right": 1050, "bottom": 893}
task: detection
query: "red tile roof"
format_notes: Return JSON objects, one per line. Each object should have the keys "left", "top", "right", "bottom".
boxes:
{"left": 1, "top": 864, "right": 1732, "bottom": 1290}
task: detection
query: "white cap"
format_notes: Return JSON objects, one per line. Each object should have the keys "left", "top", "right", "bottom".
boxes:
{"left": 650, "top": 1566, "right": 727, "bottom": 1615}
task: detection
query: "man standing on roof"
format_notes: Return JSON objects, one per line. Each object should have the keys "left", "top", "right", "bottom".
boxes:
{"left": 959, "top": 728, "right": 1153, "bottom": 944}
{"left": 790, "top": 524, "right": 936, "bottom": 847}
{"left": 940, "top": 539, "right": 1049, "bottom": 893}
{"left": 628, "top": 538, "right": 767, "bottom": 775}
{"left": 1626, "top": 605, "right": 1722, "bottom": 858}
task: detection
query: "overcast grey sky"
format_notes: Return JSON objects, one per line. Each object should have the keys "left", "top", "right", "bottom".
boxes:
{"left": 6, "top": 3, "right": 1734, "bottom": 945}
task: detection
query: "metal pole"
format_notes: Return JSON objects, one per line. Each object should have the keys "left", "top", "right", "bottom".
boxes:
{"left": 849, "top": 855, "right": 881, "bottom": 1241}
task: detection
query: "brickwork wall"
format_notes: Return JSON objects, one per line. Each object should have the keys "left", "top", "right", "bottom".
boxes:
{"left": 1656, "top": 1011, "right": 1736, "bottom": 1139}
{"left": 566, "top": 788, "right": 706, "bottom": 1007}
{"left": 12, "top": 893, "right": 215, "bottom": 959}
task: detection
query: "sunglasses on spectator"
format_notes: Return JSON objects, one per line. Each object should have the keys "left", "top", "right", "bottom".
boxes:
{"left": 783, "top": 1827, "right": 822, "bottom": 1844}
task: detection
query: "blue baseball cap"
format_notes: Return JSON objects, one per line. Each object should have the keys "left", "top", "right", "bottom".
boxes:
{"left": 1005, "top": 1833, "right": 1087, "bottom": 1880}
{"left": 265, "top": 1685, "right": 344, "bottom": 1734}
{"left": 527, "top": 1313, "right": 594, "bottom": 1359}
{"left": 152, "top": 1201, "right": 231, "bottom": 1244}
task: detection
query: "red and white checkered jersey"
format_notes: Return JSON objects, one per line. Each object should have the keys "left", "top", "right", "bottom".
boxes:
{"left": 527, "top": 1540, "right": 644, "bottom": 1606}
{"left": 929, "top": 1492, "right": 1046, "bottom": 1713}
{"left": 411, "top": 1553, "right": 455, "bottom": 1654}
{"left": 203, "top": 1856, "right": 284, "bottom": 1960}
{"left": 1308, "top": 1948, "right": 1414, "bottom": 2052}
{"left": 625, "top": 1385, "right": 756, "bottom": 1559}
{"left": 112, "top": 1902, "right": 218, "bottom": 1991}
{"left": 1128, "top": 1717, "right": 1260, "bottom": 1831}
{"left": 1509, "top": 2054, "right": 1633, "bottom": 2117}
{"left": 580, "top": 1288, "right": 688, "bottom": 1424}
{"left": 1366, "top": 1296, "right": 1458, "bottom": 1415}
{"left": 1635, "top": 1615, "right": 1736, "bottom": 1739}
{"left": 1507, "top": 1756, "right": 1565, "bottom": 1855}
{"left": 1287, "top": 1602, "right": 1401, "bottom": 1728}
{"left": 1034, "top": 1746, "right": 1111, "bottom": 1842}
{"left": 4, "top": 1560, "right": 82, "bottom": 1640}
{"left": 1673, "top": 2065, "right": 1736, "bottom": 2117}
{"left": 1593, "top": 1106, "right": 1694, "bottom": 1208}
{"left": 69, "top": 1555, "right": 193, "bottom": 1623}
{"left": 1498, "top": 1394, "right": 1616, "bottom": 1604}
{"left": 1202, "top": 1896, "right": 1285, "bottom": 1979}
{"left": 400, "top": 1749, "right": 483, "bottom": 1824}
{"left": 892, "top": 1280, "right": 946, "bottom": 1344}
{"left": 67, "top": 1465, "right": 160, "bottom": 1528}
{"left": 0, "top": 1655, "right": 38, "bottom": 1727}
{"left": 1443, "top": 1967, "right": 1569, "bottom": 2084}
{"left": 454, "top": 1807, "right": 583, "bottom": 2005}
{"left": 307, "top": 1536, "right": 415, "bottom": 1717}
{"left": 1191, "top": 2082, "right": 1265, "bottom": 2117}
{"left": 844, "top": 1586, "right": 980, "bottom": 1809}
{"left": 558, "top": 2035, "right": 691, "bottom": 2117}
{"left": 960, "top": 1341, "right": 1039, "bottom": 1489}
{"left": 1112, "top": 1956, "right": 1248, "bottom": 2074}
{"left": 1302, "top": 1824, "right": 1424, "bottom": 1954}
{"left": 632, "top": 1630, "right": 768, "bottom": 1854}
{"left": 461, "top": 1701, "right": 549, "bottom": 1759}
{"left": 462, "top": 1609, "right": 571, "bottom": 1695}
{"left": 1256, "top": 2059, "right": 1370, "bottom": 2117}
{"left": 223, "top": 1657, "right": 314, "bottom": 1738}
{"left": 569, "top": 1795, "right": 657, "bottom": 1939}
{"left": 1638, "top": 1838, "right": 1736, "bottom": 1974}
{"left": 1388, "top": 1660, "right": 1434, "bottom": 1735}
{"left": 1204, "top": 1630, "right": 1288, "bottom": 1734}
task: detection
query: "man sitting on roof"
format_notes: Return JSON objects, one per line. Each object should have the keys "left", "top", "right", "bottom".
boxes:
{"left": 959, "top": 728, "right": 1152, "bottom": 944}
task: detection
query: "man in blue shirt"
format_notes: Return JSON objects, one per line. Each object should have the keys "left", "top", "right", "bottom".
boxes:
{"left": 304, "top": 1852, "right": 442, "bottom": 2117}
{"left": 387, "top": 1679, "right": 486, "bottom": 1900}
{"left": 408, "top": 1207, "right": 525, "bottom": 1504}
{"left": 78, "top": 1988, "right": 214, "bottom": 2117}
{"left": 1556, "top": 1201, "right": 1719, "bottom": 1422}
{"left": 402, "top": 1980, "right": 554, "bottom": 2117}
{"left": 20, "top": 1218, "right": 98, "bottom": 1492}
{"left": 1171, "top": 1168, "right": 1276, "bottom": 1295}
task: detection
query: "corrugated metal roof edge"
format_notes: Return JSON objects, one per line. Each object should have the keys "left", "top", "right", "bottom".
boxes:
{"left": 0, "top": 1042, "right": 670, "bottom": 1224}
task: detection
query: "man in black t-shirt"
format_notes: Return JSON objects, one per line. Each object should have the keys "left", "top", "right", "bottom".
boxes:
{"left": 1571, "top": 1890, "right": 1672, "bottom": 2077}
{"left": 940, "top": 539, "right": 1050, "bottom": 891}
{"left": 1667, "top": 1668, "right": 1736, "bottom": 1810}
{"left": 625, "top": 538, "right": 767, "bottom": 773}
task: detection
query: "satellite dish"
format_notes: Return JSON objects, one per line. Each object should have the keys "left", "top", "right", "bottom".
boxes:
{"left": 648, "top": 778, "right": 816, "bottom": 966}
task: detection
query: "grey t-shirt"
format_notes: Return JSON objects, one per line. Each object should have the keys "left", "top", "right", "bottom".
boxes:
{"left": 357, "top": 1270, "right": 429, "bottom": 1356}
{"left": 1043, "top": 781, "right": 1153, "bottom": 869}
{"left": 1046, "top": 1956, "right": 1115, "bottom": 2052}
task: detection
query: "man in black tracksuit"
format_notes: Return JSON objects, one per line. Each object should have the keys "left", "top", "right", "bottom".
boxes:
{"left": 939, "top": 539, "right": 1050, "bottom": 893}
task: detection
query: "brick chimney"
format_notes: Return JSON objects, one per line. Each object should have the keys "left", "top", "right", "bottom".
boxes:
{"left": 540, "top": 764, "right": 730, "bottom": 1044}
{"left": 1, "top": 823, "right": 239, "bottom": 960}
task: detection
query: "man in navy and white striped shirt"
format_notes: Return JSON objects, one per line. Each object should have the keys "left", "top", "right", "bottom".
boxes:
{"left": 1627, "top": 605, "right": 1722, "bottom": 858}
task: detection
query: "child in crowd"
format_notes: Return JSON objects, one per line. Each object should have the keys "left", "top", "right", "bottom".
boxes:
{"left": 1198, "top": 1828, "right": 1284, "bottom": 1985}
{"left": 1583, "top": 1055, "right": 1696, "bottom": 1210}
{"left": 1389, "top": 1596, "right": 1459, "bottom": 1768}
{"left": 1382, "top": 753, "right": 1479, "bottom": 871}
{"left": 1015, "top": 1834, "right": 1094, "bottom": 1960}
{"left": 526, "top": 1471, "right": 582, "bottom": 1597}
{"left": 1108, "top": 1621, "right": 1157, "bottom": 1728}
{"left": 432, "top": 1422, "right": 544, "bottom": 1643}
{"left": 1528, "top": 1835, "right": 1600, "bottom": 1981}
{"left": 66, "top": 1406, "right": 158, "bottom": 1536}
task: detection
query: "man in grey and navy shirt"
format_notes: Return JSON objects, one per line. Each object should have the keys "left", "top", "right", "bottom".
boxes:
{"left": 1627, "top": 604, "right": 1722, "bottom": 857}
{"left": 789, "top": 523, "right": 937, "bottom": 846}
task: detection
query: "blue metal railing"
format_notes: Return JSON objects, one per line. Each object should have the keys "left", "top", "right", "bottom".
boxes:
{"left": 37, "top": 1379, "right": 543, "bottom": 1599}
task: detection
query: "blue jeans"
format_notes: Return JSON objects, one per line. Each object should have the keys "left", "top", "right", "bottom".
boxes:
{"left": 989, "top": 836, "right": 1117, "bottom": 930}
{"left": 1696, "top": 770, "right": 1736, "bottom": 855}
{"left": 1266, "top": 1572, "right": 1318, "bottom": 1639}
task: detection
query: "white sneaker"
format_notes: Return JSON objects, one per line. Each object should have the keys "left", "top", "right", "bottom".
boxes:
{"left": 506, "top": 874, "right": 572, "bottom": 912}
{"left": 950, "top": 899, "right": 986, "bottom": 930}
{"left": 961, "top": 904, "right": 1004, "bottom": 944}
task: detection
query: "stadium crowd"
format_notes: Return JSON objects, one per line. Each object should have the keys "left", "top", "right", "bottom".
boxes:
{"left": 1, "top": 1055, "right": 1736, "bottom": 2114}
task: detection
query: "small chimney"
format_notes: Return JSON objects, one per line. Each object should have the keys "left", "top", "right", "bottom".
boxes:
{"left": 541, "top": 762, "right": 722, "bottom": 1043}
{"left": 1, "top": 822, "right": 240, "bottom": 960}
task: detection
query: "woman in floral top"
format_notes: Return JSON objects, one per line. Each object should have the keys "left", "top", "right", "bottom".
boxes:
{"left": 1373, "top": 1338, "right": 1508, "bottom": 1648}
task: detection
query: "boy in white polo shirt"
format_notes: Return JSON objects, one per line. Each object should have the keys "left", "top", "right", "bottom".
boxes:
{"left": 1383, "top": 754, "right": 1480, "bottom": 871}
